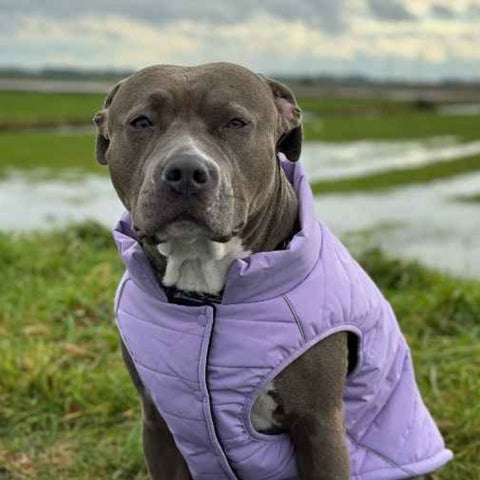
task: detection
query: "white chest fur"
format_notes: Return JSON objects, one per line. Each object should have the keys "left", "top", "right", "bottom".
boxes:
{"left": 157, "top": 236, "right": 250, "bottom": 295}
{"left": 251, "top": 381, "right": 283, "bottom": 433}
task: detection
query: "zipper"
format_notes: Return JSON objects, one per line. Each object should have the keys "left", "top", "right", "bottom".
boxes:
{"left": 201, "top": 302, "right": 239, "bottom": 480}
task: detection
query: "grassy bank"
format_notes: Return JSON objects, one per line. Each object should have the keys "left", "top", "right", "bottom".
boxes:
{"left": 0, "top": 223, "right": 478, "bottom": 478}
{"left": 0, "top": 91, "right": 104, "bottom": 129}
{"left": 303, "top": 110, "right": 480, "bottom": 142}
{"left": 455, "top": 193, "right": 480, "bottom": 203}
{"left": 311, "top": 153, "right": 480, "bottom": 195}
{"left": 0, "top": 131, "right": 100, "bottom": 179}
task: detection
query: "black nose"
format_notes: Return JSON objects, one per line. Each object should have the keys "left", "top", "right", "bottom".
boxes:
{"left": 161, "top": 155, "right": 212, "bottom": 196}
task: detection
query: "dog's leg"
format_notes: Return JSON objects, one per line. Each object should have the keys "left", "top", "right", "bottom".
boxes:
{"left": 120, "top": 341, "right": 191, "bottom": 480}
{"left": 274, "top": 332, "right": 350, "bottom": 479}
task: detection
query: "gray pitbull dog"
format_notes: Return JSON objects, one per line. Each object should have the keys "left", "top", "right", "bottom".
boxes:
{"left": 94, "top": 62, "right": 432, "bottom": 480}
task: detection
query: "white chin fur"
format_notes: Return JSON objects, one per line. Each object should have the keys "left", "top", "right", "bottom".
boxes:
{"left": 157, "top": 236, "right": 250, "bottom": 295}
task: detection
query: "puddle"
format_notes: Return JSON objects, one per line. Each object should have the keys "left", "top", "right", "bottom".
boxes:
{"left": 300, "top": 137, "right": 480, "bottom": 181}
{"left": 0, "top": 173, "right": 124, "bottom": 232}
{"left": 1, "top": 139, "right": 479, "bottom": 278}
{"left": 314, "top": 172, "right": 480, "bottom": 279}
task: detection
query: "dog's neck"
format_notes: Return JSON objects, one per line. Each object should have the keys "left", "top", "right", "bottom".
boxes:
{"left": 142, "top": 164, "right": 299, "bottom": 298}
{"left": 240, "top": 160, "right": 298, "bottom": 254}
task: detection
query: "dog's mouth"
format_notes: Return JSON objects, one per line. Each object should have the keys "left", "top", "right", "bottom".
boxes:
{"left": 135, "top": 212, "right": 244, "bottom": 245}
{"left": 157, "top": 213, "right": 210, "bottom": 241}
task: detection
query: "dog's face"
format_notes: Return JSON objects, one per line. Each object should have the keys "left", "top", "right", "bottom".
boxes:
{"left": 94, "top": 62, "right": 301, "bottom": 244}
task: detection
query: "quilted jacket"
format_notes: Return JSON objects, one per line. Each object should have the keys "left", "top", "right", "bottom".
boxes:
{"left": 113, "top": 155, "right": 453, "bottom": 479}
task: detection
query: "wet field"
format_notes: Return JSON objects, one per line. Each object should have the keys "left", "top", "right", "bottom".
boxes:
{"left": 1, "top": 83, "right": 479, "bottom": 280}
{"left": 1, "top": 136, "right": 479, "bottom": 278}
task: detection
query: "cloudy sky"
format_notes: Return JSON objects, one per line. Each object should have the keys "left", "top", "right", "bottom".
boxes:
{"left": 2, "top": 0, "right": 480, "bottom": 80}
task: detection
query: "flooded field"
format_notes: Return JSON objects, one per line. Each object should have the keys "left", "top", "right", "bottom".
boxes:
{"left": 0, "top": 172, "right": 123, "bottom": 231}
{"left": 314, "top": 172, "right": 480, "bottom": 278}
{"left": 302, "top": 137, "right": 480, "bottom": 181}
{"left": 1, "top": 138, "right": 479, "bottom": 278}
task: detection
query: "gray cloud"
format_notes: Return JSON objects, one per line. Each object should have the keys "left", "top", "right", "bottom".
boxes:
{"left": 366, "top": 0, "right": 414, "bottom": 22}
{"left": 2, "top": 0, "right": 346, "bottom": 33}
{"left": 468, "top": 3, "right": 480, "bottom": 17}
{"left": 431, "top": 5, "right": 455, "bottom": 19}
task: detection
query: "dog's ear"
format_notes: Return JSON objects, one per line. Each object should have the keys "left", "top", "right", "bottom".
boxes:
{"left": 92, "top": 80, "right": 124, "bottom": 165}
{"left": 260, "top": 75, "right": 303, "bottom": 162}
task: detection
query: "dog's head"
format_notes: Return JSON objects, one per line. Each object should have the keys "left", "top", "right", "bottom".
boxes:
{"left": 93, "top": 62, "right": 302, "bottom": 245}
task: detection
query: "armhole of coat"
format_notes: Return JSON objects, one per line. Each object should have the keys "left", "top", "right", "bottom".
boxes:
{"left": 347, "top": 330, "right": 362, "bottom": 377}
{"left": 242, "top": 324, "right": 364, "bottom": 443}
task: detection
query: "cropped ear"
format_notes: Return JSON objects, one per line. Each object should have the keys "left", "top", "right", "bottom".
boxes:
{"left": 260, "top": 75, "right": 303, "bottom": 162}
{"left": 92, "top": 80, "right": 125, "bottom": 165}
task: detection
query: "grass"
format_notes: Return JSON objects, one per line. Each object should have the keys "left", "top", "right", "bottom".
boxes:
{"left": 0, "top": 91, "right": 104, "bottom": 129}
{"left": 303, "top": 110, "right": 480, "bottom": 142}
{"left": 299, "top": 97, "right": 416, "bottom": 115}
{"left": 0, "top": 131, "right": 102, "bottom": 179}
{"left": 0, "top": 223, "right": 479, "bottom": 478}
{"left": 0, "top": 223, "right": 145, "bottom": 480}
{"left": 299, "top": 96, "right": 480, "bottom": 143}
{"left": 311, "top": 153, "right": 480, "bottom": 195}
{"left": 454, "top": 193, "right": 480, "bottom": 203}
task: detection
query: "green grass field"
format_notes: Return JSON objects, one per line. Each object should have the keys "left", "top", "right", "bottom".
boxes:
{"left": 0, "top": 91, "right": 104, "bottom": 129}
{"left": 0, "top": 89, "right": 479, "bottom": 478}
{"left": 1, "top": 224, "right": 478, "bottom": 479}
{"left": 455, "top": 193, "right": 480, "bottom": 203}
{"left": 0, "top": 130, "right": 99, "bottom": 179}
{"left": 303, "top": 110, "right": 480, "bottom": 142}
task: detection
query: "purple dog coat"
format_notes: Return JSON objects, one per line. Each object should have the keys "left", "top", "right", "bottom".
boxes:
{"left": 113, "top": 155, "right": 453, "bottom": 479}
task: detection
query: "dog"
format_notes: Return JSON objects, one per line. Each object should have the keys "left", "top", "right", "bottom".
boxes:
{"left": 93, "top": 62, "right": 451, "bottom": 479}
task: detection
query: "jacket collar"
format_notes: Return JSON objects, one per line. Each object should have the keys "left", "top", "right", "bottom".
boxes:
{"left": 112, "top": 153, "right": 322, "bottom": 305}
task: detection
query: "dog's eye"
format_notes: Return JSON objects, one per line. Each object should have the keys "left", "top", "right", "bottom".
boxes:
{"left": 130, "top": 115, "right": 153, "bottom": 129}
{"left": 225, "top": 118, "right": 247, "bottom": 129}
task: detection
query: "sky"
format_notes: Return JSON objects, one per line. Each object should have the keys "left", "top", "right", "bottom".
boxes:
{"left": 2, "top": 0, "right": 480, "bottom": 81}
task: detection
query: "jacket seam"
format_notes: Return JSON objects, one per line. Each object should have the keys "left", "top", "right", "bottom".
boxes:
{"left": 154, "top": 407, "right": 207, "bottom": 423}
{"left": 114, "top": 275, "right": 131, "bottom": 317}
{"left": 357, "top": 346, "right": 408, "bottom": 443}
{"left": 199, "top": 308, "right": 239, "bottom": 480}
{"left": 117, "top": 307, "right": 203, "bottom": 336}
{"left": 135, "top": 361, "right": 199, "bottom": 386}
{"left": 347, "top": 433, "right": 423, "bottom": 478}
{"left": 115, "top": 301, "right": 157, "bottom": 418}
{"left": 282, "top": 294, "right": 307, "bottom": 343}
{"left": 221, "top": 220, "right": 325, "bottom": 306}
